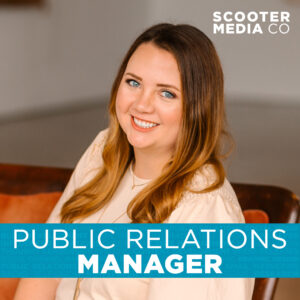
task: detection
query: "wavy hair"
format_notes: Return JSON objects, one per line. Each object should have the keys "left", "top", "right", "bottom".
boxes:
{"left": 61, "top": 23, "right": 230, "bottom": 223}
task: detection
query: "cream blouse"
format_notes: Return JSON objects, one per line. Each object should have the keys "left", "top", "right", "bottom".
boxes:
{"left": 47, "top": 128, "right": 254, "bottom": 300}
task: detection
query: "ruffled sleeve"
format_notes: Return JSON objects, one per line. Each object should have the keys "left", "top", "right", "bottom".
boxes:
{"left": 146, "top": 168, "right": 254, "bottom": 300}
{"left": 147, "top": 277, "right": 254, "bottom": 300}
{"left": 167, "top": 178, "right": 245, "bottom": 224}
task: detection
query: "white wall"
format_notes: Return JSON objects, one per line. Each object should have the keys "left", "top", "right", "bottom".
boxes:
{"left": 148, "top": 0, "right": 300, "bottom": 104}
{"left": 0, "top": 0, "right": 149, "bottom": 118}
{"left": 0, "top": 0, "right": 299, "bottom": 119}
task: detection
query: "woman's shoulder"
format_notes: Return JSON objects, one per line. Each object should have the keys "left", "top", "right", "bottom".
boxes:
{"left": 79, "top": 128, "right": 108, "bottom": 165}
{"left": 73, "top": 128, "right": 109, "bottom": 183}
{"left": 46, "top": 128, "right": 109, "bottom": 223}
{"left": 88, "top": 128, "right": 109, "bottom": 157}
{"left": 167, "top": 164, "right": 245, "bottom": 224}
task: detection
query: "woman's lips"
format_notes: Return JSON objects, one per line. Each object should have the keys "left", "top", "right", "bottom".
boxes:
{"left": 131, "top": 116, "right": 159, "bottom": 132}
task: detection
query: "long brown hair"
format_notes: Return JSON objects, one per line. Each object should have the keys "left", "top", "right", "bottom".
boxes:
{"left": 61, "top": 23, "right": 229, "bottom": 223}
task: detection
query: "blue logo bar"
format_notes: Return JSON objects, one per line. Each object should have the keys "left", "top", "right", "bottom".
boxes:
{"left": 0, "top": 224, "right": 299, "bottom": 278}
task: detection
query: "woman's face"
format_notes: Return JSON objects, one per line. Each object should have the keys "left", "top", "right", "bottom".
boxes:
{"left": 116, "top": 42, "right": 182, "bottom": 156}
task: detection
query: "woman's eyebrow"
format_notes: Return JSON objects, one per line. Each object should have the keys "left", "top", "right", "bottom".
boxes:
{"left": 156, "top": 83, "right": 180, "bottom": 92}
{"left": 125, "top": 72, "right": 180, "bottom": 92}
{"left": 126, "top": 72, "right": 142, "bottom": 81}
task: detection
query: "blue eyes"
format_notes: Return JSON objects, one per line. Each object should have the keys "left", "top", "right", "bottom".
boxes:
{"left": 161, "top": 91, "right": 175, "bottom": 99}
{"left": 125, "top": 79, "right": 176, "bottom": 99}
{"left": 126, "top": 79, "right": 140, "bottom": 88}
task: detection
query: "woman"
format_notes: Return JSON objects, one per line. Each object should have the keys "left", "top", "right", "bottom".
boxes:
{"left": 14, "top": 23, "right": 254, "bottom": 300}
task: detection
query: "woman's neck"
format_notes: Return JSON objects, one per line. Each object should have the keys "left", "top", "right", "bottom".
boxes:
{"left": 133, "top": 148, "right": 172, "bottom": 180}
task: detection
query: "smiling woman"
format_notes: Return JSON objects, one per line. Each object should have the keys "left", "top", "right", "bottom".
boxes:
{"left": 116, "top": 43, "right": 182, "bottom": 178}
{"left": 14, "top": 23, "right": 254, "bottom": 300}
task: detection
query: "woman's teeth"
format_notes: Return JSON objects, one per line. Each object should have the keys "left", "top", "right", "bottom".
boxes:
{"left": 133, "top": 117, "right": 158, "bottom": 128}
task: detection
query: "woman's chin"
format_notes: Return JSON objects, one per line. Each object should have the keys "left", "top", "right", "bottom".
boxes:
{"left": 126, "top": 136, "right": 154, "bottom": 150}
{"left": 129, "top": 141, "right": 153, "bottom": 150}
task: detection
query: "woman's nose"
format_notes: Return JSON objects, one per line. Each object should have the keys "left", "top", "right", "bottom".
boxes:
{"left": 134, "top": 90, "right": 155, "bottom": 113}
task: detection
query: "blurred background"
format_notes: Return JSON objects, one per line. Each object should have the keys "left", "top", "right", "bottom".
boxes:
{"left": 0, "top": 0, "right": 299, "bottom": 299}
